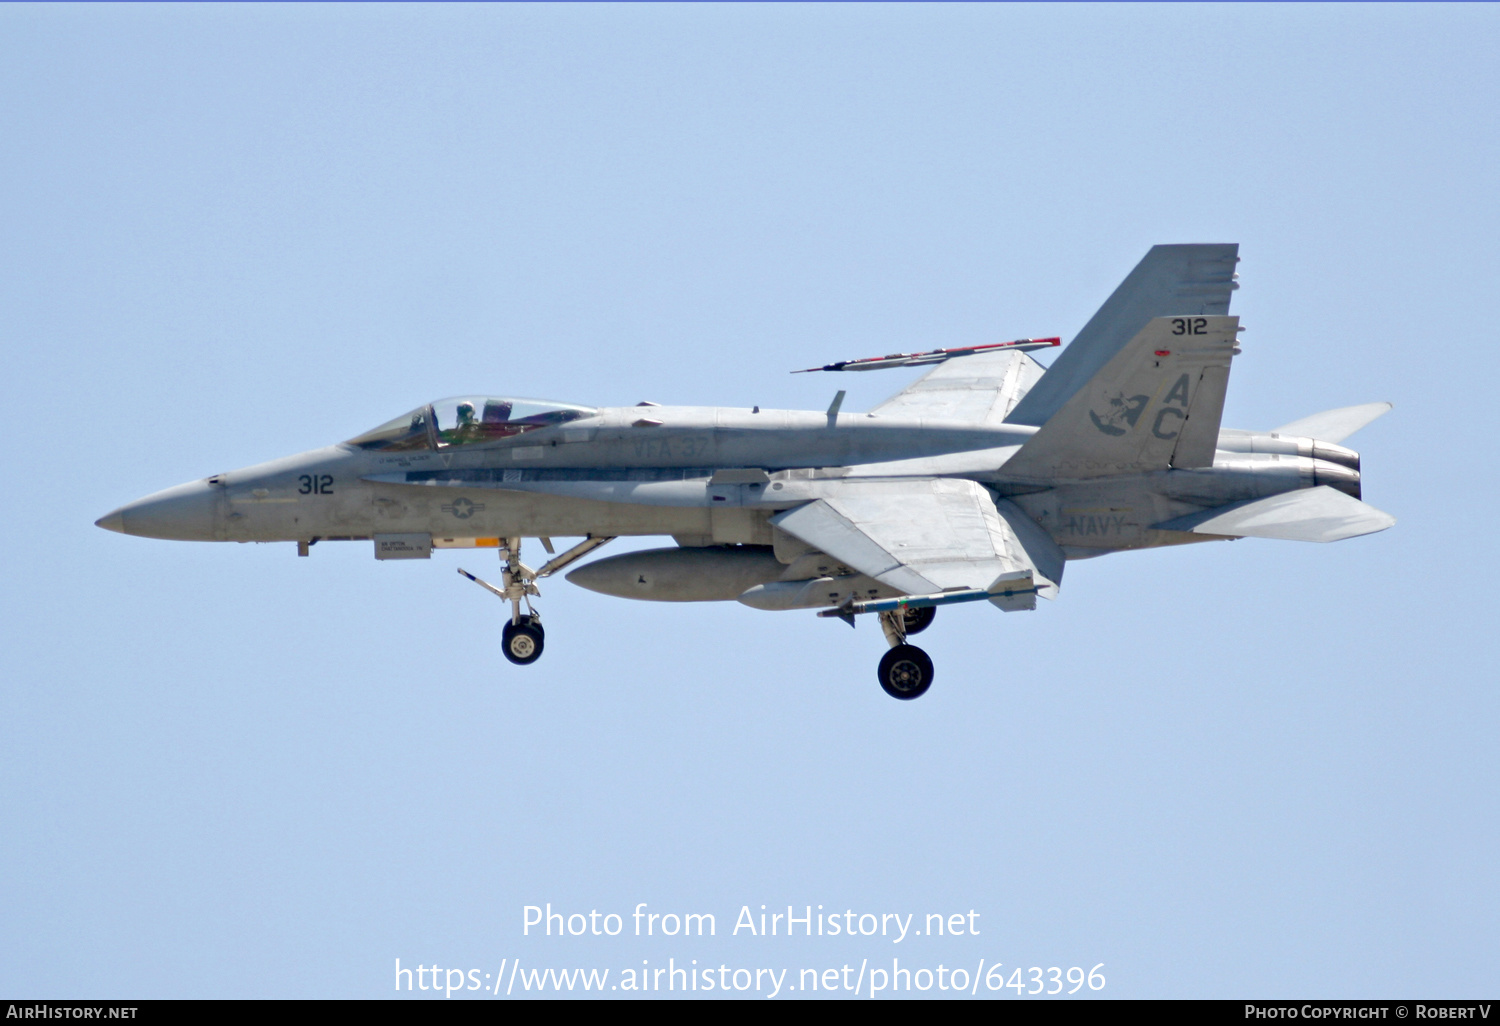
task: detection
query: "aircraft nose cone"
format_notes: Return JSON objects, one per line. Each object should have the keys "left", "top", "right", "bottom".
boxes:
{"left": 99, "top": 479, "right": 223, "bottom": 541}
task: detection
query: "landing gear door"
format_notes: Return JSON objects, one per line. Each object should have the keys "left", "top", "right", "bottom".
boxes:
{"left": 708, "top": 468, "right": 773, "bottom": 545}
{"left": 708, "top": 468, "right": 771, "bottom": 507}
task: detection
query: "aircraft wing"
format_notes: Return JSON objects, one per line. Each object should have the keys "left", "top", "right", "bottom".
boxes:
{"left": 769, "top": 478, "right": 1064, "bottom": 610}
{"left": 868, "top": 349, "right": 1048, "bottom": 424}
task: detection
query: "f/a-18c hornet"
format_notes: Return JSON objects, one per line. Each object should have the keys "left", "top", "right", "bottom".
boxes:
{"left": 97, "top": 244, "right": 1394, "bottom": 699}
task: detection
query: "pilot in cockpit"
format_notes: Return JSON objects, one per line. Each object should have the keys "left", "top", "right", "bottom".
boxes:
{"left": 453, "top": 400, "right": 482, "bottom": 444}
{"left": 482, "top": 399, "right": 513, "bottom": 425}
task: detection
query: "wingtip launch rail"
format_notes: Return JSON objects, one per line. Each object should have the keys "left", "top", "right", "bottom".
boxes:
{"left": 818, "top": 570, "right": 1041, "bottom": 626}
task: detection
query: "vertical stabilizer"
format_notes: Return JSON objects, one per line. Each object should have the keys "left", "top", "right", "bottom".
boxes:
{"left": 1001, "top": 315, "right": 1240, "bottom": 479}
{"left": 1006, "top": 244, "right": 1239, "bottom": 427}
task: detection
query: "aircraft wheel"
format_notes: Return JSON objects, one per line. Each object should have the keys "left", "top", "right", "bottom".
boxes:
{"left": 501, "top": 620, "right": 545, "bottom": 665}
{"left": 878, "top": 644, "right": 933, "bottom": 700}
{"left": 901, "top": 605, "right": 936, "bottom": 635}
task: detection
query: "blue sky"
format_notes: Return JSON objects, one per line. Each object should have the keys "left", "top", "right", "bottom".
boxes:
{"left": 2, "top": 3, "right": 1496, "bottom": 998}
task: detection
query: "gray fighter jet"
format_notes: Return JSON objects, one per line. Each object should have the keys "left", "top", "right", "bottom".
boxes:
{"left": 96, "top": 244, "right": 1394, "bottom": 699}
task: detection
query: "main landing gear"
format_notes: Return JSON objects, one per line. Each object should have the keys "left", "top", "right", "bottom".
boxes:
{"left": 876, "top": 607, "right": 935, "bottom": 700}
{"left": 821, "top": 597, "right": 940, "bottom": 699}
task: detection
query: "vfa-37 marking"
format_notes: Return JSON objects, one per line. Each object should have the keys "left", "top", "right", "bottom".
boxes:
{"left": 97, "top": 245, "right": 1394, "bottom": 701}
{"left": 633, "top": 435, "right": 713, "bottom": 460}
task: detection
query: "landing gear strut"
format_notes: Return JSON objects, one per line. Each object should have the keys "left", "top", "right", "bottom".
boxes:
{"left": 819, "top": 599, "right": 939, "bottom": 699}
{"left": 900, "top": 604, "right": 936, "bottom": 636}
{"left": 876, "top": 609, "right": 934, "bottom": 700}
{"left": 458, "top": 535, "right": 619, "bottom": 667}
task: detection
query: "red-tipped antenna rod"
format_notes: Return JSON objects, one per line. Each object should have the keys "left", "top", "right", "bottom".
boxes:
{"left": 793, "top": 337, "right": 1060, "bottom": 373}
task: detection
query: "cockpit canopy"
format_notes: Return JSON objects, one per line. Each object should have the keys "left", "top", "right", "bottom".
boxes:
{"left": 348, "top": 396, "right": 597, "bottom": 452}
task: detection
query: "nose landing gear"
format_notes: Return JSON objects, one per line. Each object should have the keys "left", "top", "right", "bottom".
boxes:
{"left": 459, "top": 536, "right": 546, "bottom": 666}
{"left": 458, "top": 535, "right": 618, "bottom": 667}
{"left": 501, "top": 616, "right": 545, "bottom": 665}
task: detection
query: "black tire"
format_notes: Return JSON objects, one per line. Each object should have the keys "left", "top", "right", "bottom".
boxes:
{"left": 878, "top": 644, "right": 933, "bottom": 700}
{"left": 900, "top": 605, "right": 936, "bottom": 635}
{"left": 501, "top": 620, "right": 545, "bottom": 665}
{"left": 526, "top": 614, "right": 545, "bottom": 640}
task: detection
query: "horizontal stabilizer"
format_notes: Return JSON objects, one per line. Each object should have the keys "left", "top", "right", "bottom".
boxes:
{"left": 1153, "top": 485, "right": 1396, "bottom": 543}
{"left": 1273, "top": 402, "right": 1392, "bottom": 443}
